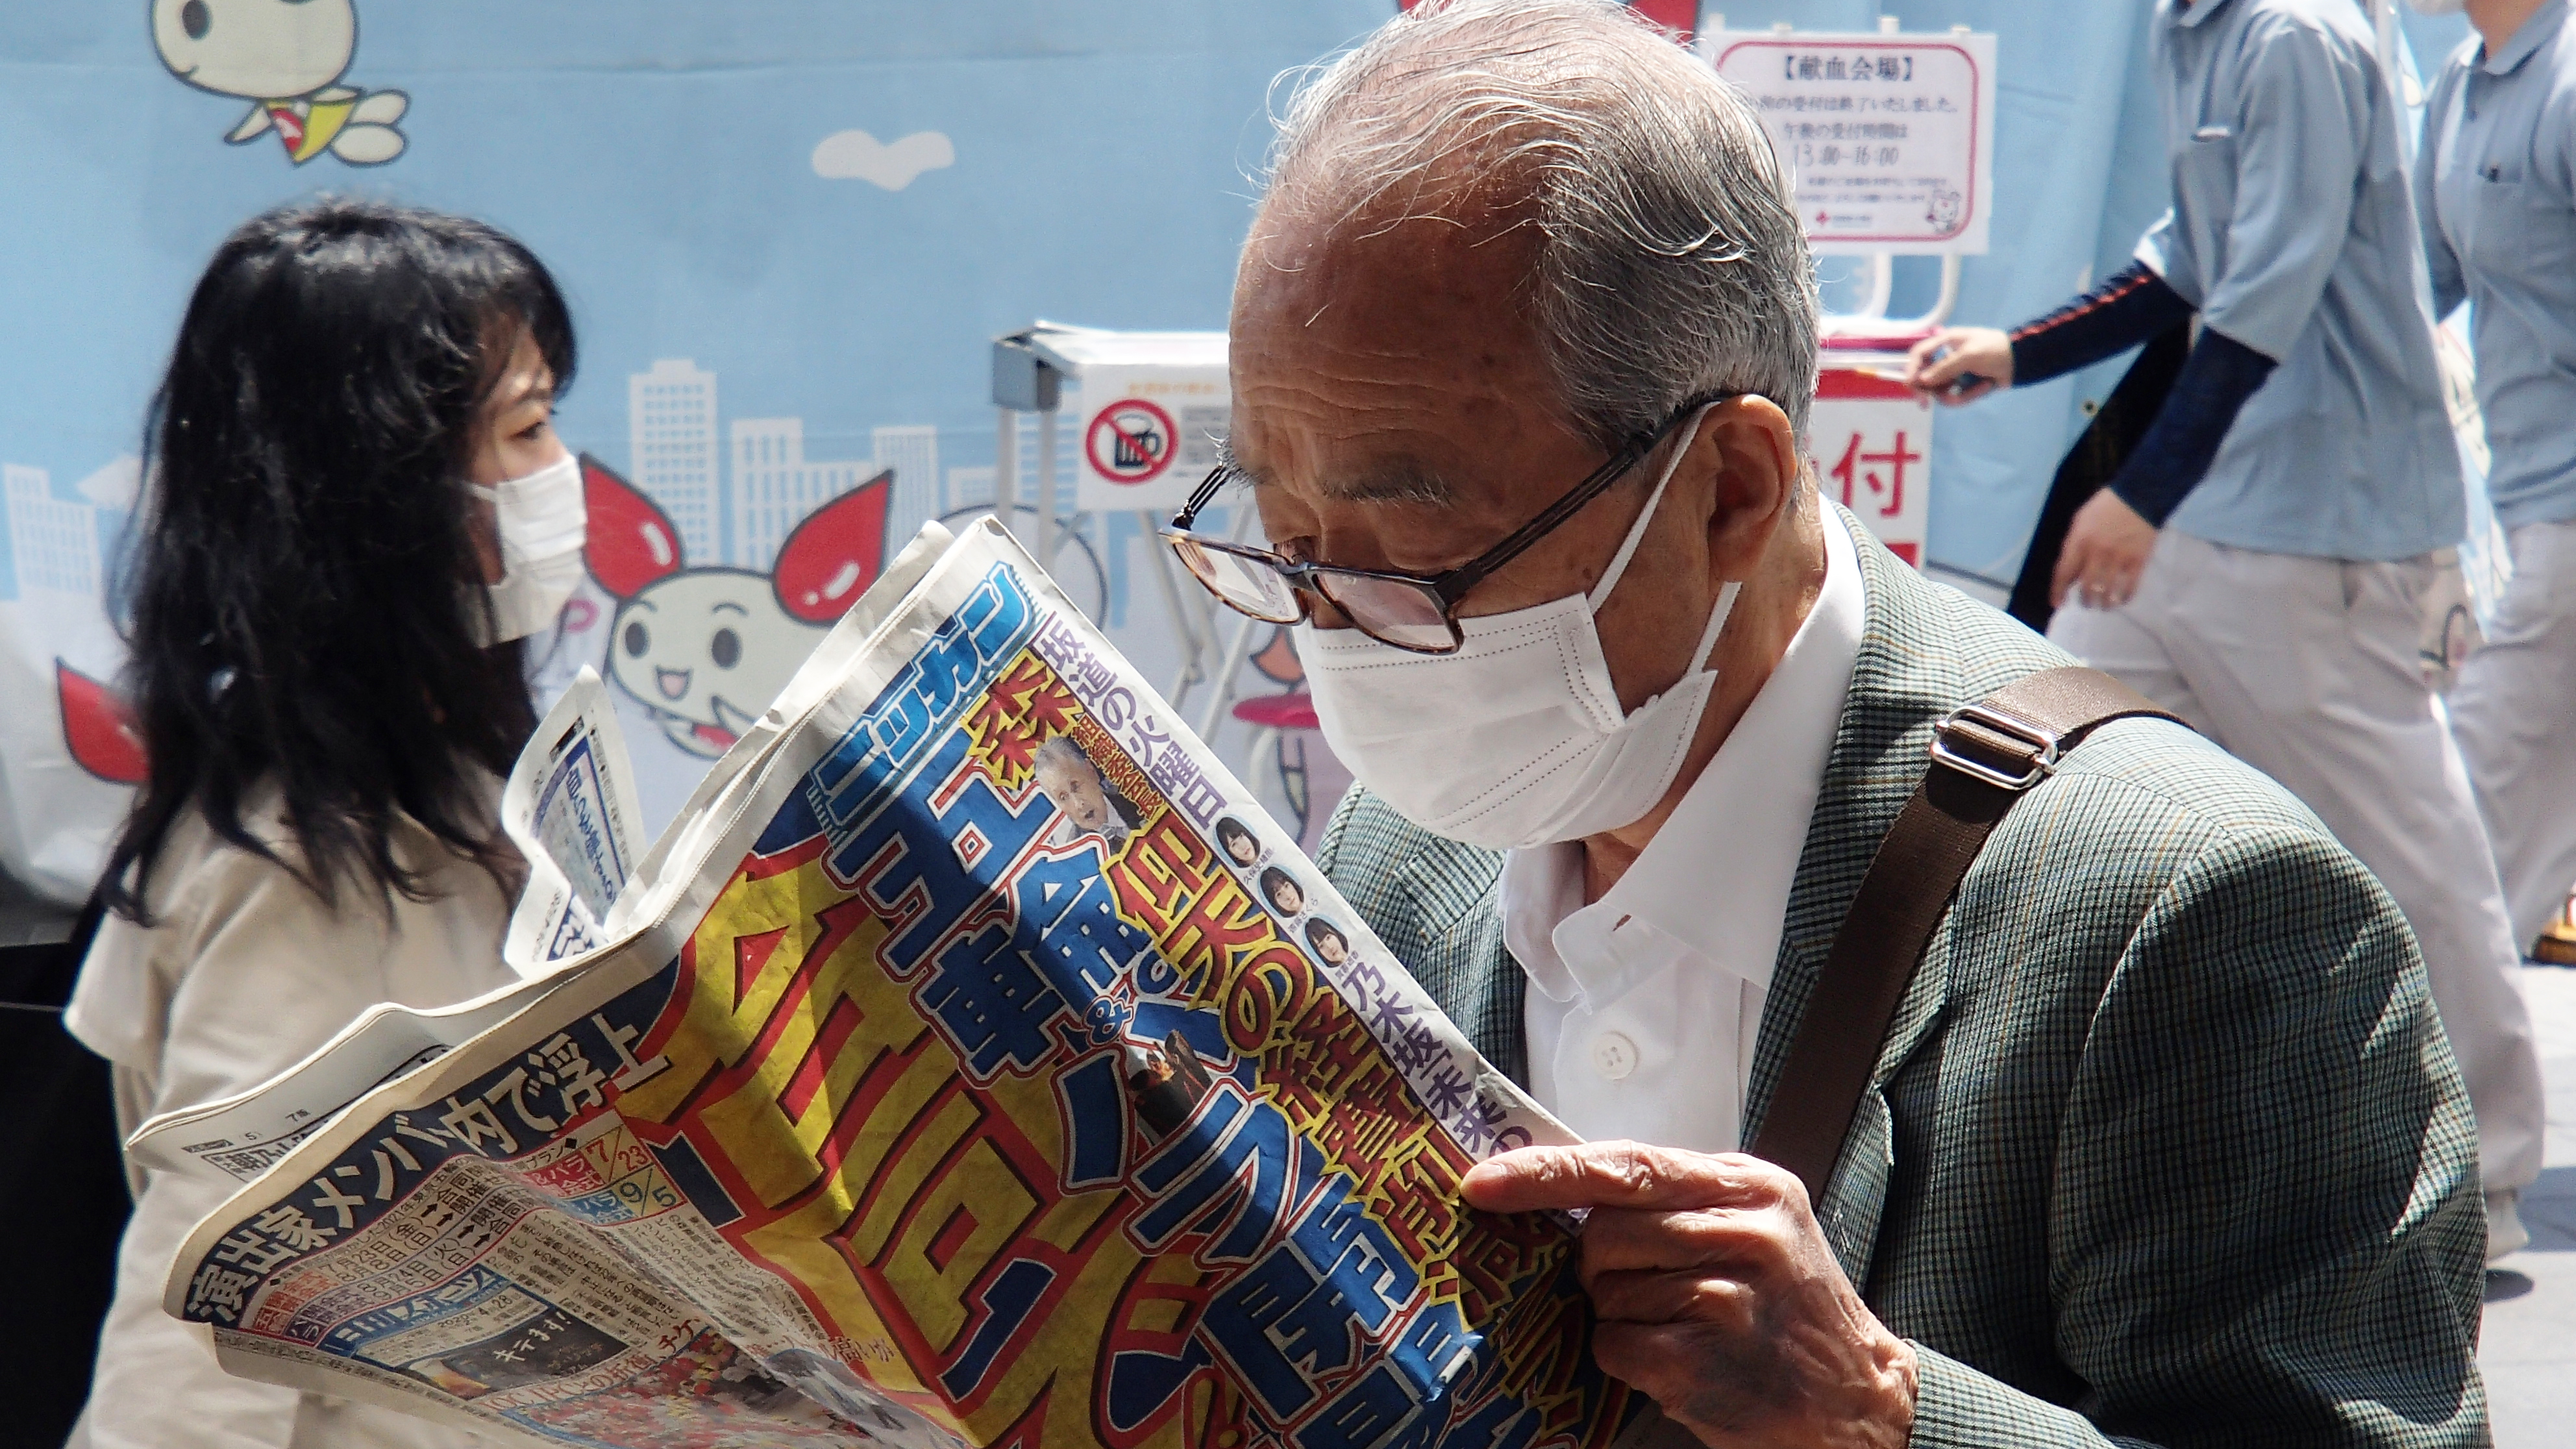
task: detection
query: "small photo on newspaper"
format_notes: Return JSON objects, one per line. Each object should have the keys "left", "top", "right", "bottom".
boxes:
{"left": 159, "top": 519, "right": 1649, "bottom": 1449}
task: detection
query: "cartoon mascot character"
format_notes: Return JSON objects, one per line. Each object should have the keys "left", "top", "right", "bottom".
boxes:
{"left": 152, "top": 0, "right": 408, "bottom": 165}
{"left": 582, "top": 456, "right": 893, "bottom": 759}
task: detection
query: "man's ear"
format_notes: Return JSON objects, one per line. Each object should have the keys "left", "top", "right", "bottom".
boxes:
{"left": 1695, "top": 395, "right": 1802, "bottom": 576}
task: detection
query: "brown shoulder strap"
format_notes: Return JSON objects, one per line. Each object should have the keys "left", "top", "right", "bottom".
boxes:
{"left": 1748, "top": 665, "right": 2187, "bottom": 1206}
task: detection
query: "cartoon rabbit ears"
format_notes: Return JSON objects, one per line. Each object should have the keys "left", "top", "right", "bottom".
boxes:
{"left": 58, "top": 660, "right": 147, "bottom": 785}
{"left": 580, "top": 453, "right": 892, "bottom": 624}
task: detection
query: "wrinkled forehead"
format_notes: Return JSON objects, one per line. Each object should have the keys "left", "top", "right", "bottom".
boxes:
{"left": 1233, "top": 182, "right": 1536, "bottom": 349}
{"left": 1227, "top": 207, "right": 1568, "bottom": 503}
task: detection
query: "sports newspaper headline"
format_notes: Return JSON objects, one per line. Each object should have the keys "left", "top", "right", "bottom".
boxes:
{"left": 132, "top": 519, "right": 1655, "bottom": 1449}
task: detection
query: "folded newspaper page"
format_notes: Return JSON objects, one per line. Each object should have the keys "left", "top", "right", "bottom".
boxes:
{"left": 123, "top": 981, "right": 567, "bottom": 1183}
{"left": 122, "top": 524, "right": 963, "bottom": 1190}
{"left": 502, "top": 667, "right": 647, "bottom": 971}
{"left": 123, "top": 671, "right": 648, "bottom": 1183}
{"left": 161, "top": 519, "right": 1646, "bottom": 1449}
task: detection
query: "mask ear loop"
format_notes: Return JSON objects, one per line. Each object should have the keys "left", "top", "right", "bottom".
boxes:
{"left": 1688, "top": 580, "right": 1744, "bottom": 674}
{"left": 1584, "top": 402, "right": 1740, "bottom": 678}
{"left": 1587, "top": 402, "right": 1722, "bottom": 613}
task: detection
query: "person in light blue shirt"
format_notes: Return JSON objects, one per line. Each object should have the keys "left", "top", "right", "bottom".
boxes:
{"left": 2415, "top": 0, "right": 2576, "bottom": 985}
{"left": 1911, "top": 0, "right": 2545, "bottom": 1259}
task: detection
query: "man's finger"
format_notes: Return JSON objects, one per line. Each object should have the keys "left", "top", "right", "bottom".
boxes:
{"left": 1459, "top": 1141, "right": 1777, "bottom": 1214}
{"left": 1913, "top": 351, "right": 1966, "bottom": 391}
{"left": 1588, "top": 1319, "right": 1729, "bottom": 1413}
{"left": 1585, "top": 1266, "right": 1761, "bottom": 1331}
{"left": 1578, "top": 1205, "right": 1785, "bottom": 1279}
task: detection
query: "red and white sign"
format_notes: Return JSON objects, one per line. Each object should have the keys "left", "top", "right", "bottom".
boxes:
{"left": 1703, "top": 30, "right": 1995, "bottom": 256}
{"left": 1084, "top": 397, "right": 1178, "bottom": 488}
{"left": 1809, "top": 365, "right": 1931, "bottom": 567}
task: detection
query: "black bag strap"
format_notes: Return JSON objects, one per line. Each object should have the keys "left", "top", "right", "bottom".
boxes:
{"left": 1749, "top": 666, "right": 2187, "bottom": 1204}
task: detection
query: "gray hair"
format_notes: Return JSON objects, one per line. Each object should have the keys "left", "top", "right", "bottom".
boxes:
{"left": 1259, "top": 0, "right": 1818, "bottom": 445}
{"left": 1032, "top": 736, "right": 1094, "bottom": 780}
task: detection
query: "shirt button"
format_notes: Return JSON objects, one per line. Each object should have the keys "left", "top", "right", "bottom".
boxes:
{"left": 1591, "top": 1032, "right": 1639, "bottom": 1082}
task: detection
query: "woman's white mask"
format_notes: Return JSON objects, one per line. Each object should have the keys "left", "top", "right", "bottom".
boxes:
{"left": 1298, "top": 409, "right": 1739, "bottom": 850}
{"left": 469, "top": 451, "right": 587, "bottom": 645}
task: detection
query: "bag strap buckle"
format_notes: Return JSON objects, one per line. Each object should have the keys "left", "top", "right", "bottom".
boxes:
{"left": 1930, "top": 704, "right": 2060, "bottom": 791}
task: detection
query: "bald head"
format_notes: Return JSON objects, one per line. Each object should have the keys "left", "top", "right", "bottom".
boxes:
{"left": 1250, "top": 0, "right": 1817, "bottom": 449}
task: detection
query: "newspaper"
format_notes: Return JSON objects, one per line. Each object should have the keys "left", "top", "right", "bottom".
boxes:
{"left": 123, "top": 982, "right": 562, "bottom": 1183}
{"left": 123, "top": 672, "right": 645, "bottom": 1183}
{"left": 124, "top": 523, "right": 965, "bottom": 1190}
{"left": 156, "top": 519, "right": 1647, "bottom": 1449}
{"left": 501, "top": 668, "right": 647, "bottom": 971}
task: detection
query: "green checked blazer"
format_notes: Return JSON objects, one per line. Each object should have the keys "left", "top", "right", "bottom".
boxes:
{"left": 1317, "top": 508, "right": 2488, "bottom": 1448}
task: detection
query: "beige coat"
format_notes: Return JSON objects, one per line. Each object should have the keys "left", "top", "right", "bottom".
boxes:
{"left": 64, "top": 782, "right": 517, "bottom": 1449}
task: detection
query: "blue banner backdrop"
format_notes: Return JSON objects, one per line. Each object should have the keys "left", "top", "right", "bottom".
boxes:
{"left": 0, "top": 1, "right": 1394, "bottom": 909}
{"left": 0, "top": 1, "right": 2477, "bottom": 915}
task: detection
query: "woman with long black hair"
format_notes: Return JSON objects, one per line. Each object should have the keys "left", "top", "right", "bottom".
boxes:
{"left": 63, "top": 198, "right": 584, "bottom": 1448}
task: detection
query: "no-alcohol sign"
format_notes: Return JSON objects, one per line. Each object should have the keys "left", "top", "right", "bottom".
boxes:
{"left": 1084, "top": 398, "right": 1179, "bottom": 487}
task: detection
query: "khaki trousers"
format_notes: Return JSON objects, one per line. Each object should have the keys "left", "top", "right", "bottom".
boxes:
{"left": 2051, "top": 530, "right": 2545, "bottom": 1196}
{"left": 2449, "top": 518, "right": 2576, "bottom": 952}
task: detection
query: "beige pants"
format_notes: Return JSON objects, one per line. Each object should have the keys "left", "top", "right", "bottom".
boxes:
{"left": 2449, "top": 518, "right": 2576, "bottom": 951}
{"left": 2051, "top": 530, "right": 2545, "bottom": 1196}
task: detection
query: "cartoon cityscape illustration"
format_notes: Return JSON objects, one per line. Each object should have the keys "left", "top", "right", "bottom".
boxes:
{"left": 10, "top": 356, "right": 1204, "bottom": 814}
{"left": 3, "top": 360, "right": 983, "bottom": 781}
{"left": 625, "top": 358, "right": 982, "bottom": 570}
{"left": 0, "top": 362, "right": 978, "bottom": 612}
{"left": 3, "top": 456, "right": 134, "bottom": 616}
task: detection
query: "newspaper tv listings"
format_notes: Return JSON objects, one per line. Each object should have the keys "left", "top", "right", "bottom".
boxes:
{"left": 155, "top": 519, "right": 1649, "bottom": 1449}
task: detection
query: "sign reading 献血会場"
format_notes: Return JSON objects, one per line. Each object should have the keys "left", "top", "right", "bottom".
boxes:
{"left": 1703, "top": 30, "right": 1997, "bottom": 256}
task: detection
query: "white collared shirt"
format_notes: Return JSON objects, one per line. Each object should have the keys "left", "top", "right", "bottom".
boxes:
{"left": 1502, "top": 509, "right": 1863, "bottom": 1152}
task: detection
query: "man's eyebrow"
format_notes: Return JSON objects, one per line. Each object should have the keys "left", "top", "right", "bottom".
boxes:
{"left": 1211, "top": 438, "right": 1454, "bottom": 506}
{"left": 1318, "top": 465, "right": 1454, "bottom": 506}
{"left": 1211, "top": 436, "right": 1272, "bottom": 491}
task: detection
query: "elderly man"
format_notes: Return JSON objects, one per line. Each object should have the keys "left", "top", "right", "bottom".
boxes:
{"left": 1160, "top": 2, "right": 2486, "bottom": 1445}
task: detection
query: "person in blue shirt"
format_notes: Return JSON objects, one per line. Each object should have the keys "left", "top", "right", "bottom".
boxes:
{"left": 1908, "top": 0, "right": 2545, "bottom": 1258}
{"left": 2416, "top": 0, "right": 2576, "bottom": 985}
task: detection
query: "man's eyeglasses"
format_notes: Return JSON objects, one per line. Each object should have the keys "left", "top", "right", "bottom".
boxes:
{"left": 1157, "top": 396, "right": 1733, "bottom": 655}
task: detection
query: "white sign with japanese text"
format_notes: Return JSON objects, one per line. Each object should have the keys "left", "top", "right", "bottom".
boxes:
{"left": 1703, "top": 30, "right": 1996, "bottom": 255}
{"left": 1808, "top": 365, "right": 1930, "bottom": 567}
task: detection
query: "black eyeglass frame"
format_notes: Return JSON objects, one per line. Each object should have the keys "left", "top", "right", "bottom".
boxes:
{"left": 1158, "top": 393, "right": 1740, "bottom": 655}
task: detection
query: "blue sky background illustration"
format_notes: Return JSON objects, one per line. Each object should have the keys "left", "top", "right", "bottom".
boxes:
{"left": 1, "top": 1, "right": 1391, "bottom": 597}
{"left": 0, "top": 1, "right": 2478, "bottom": 881}
{"left": 0, "top": 1, "right": 2476, "bottom": 597}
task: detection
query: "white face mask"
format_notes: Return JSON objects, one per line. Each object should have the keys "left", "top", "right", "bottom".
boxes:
{"left": 469, "top": 450, "right": 587, "bottom": 644}
{"left": 1298, "top": 410, "right": 1739, "bottom": 849}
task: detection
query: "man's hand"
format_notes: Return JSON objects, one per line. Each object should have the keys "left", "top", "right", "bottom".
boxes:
{"left": 1902, "top": 326, "right": 2011, "bottom": 404}
{"left": 2050, "top": 488, "right": 2160, "bottom": 612}
{"left": 1461, "top": 1142, "right": 1916, "bottom": 1449}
